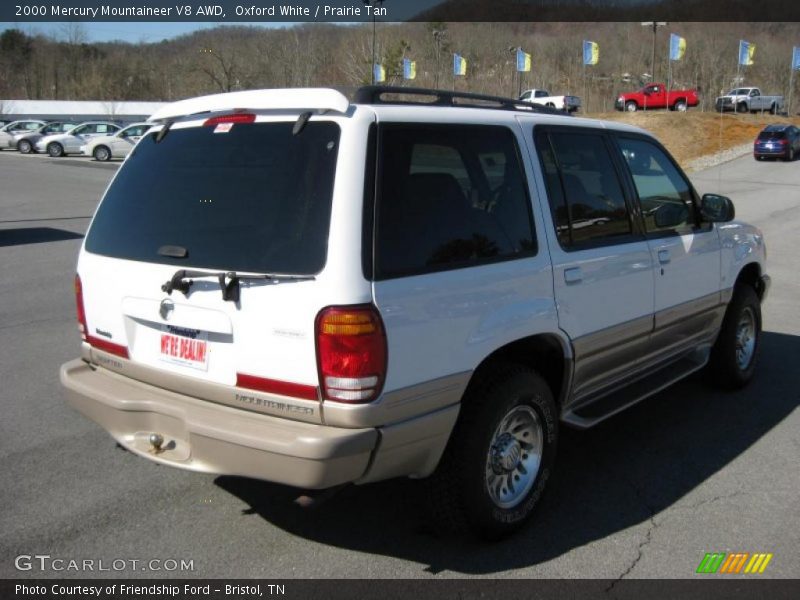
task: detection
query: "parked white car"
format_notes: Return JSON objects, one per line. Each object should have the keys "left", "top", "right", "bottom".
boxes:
{"left": 61, "top": 86, "right": 769, "bottom": 540}
{"left": 520, "top": 88, "right": 581, "bottom": 112}
{"left": 81, "top": 123, "right": 151, "bottom": 161}
{"left": 0, "top": 120, "right": 46, "bottom": 150}
{"left": 36, "top": 122, "right": 121, "bottom": 157}
{"left": 12, "top": 121, "right": 79, "bottom": 153}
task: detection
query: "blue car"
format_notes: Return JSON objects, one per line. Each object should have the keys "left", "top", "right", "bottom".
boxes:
{"left": 754, "top": 124, "right": 800, "bottom": 161}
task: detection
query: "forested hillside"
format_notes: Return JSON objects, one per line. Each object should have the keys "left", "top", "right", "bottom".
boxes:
{"left": 2, "top": 22, "right": 799, "bottom": 113}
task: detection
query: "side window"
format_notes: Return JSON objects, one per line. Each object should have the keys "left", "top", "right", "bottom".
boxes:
{"left": 375, "top": 124, "right": 536, "bottom": 279}
{"left": 536, "top": 130, "right": 633, "bottom": 248}
{"left": 96, "top": 124, "right": 110, "bottom": 134}
{"left": 72, "top": 125, "right": 89, "bottom": 135}
{"left": 25, "top": 122, "right": 40, "bottom": 130}
{"left": 123, "top": 126, "right": 146, "bottom": 138}
{"left": 409, "top": 144, "right": 470, "bottom": 197}
{"left": 520, "top": 91, "right": 532, "bottom": 100}
{"left": 617, "top": 137, "right": 697, "bottom": 235}
{"left": 535, "top": 90, "right": 548, "bottom": 98}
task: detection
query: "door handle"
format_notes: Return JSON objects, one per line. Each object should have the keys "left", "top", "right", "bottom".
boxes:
{"left": 564, "top": 267, "right": 583, "bottom": 284}
{"left": 658, "top": 249, "right": 671, "bottom": 264}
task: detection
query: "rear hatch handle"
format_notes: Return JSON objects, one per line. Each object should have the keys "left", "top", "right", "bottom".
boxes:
{"left": 161, "top": 269, "right": 315, "bottom": 303}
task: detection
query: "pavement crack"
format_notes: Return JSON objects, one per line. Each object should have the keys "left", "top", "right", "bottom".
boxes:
{"left": 602, "top": 467, "right": 660, "bottom": 595}
{"left": 680, "top": 490, "right": 746, "bottom": 510}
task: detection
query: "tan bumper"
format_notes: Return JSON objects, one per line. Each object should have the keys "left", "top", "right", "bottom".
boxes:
{"left": 60, "top": 359, "right": 378, "bottom": 489}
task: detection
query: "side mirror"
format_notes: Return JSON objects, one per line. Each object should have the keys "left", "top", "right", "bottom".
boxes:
{"left": 700, "top": 193, "right": 735, "bottom": 223}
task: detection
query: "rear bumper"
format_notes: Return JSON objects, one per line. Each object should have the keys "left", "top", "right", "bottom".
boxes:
{"left": 754, "top": 147, "right": 789, "bottom": 157}
{"left": 60, "top": 359, "right": 458, "bottom": 489}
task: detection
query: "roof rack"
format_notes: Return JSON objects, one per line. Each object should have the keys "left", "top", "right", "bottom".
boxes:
{"left": 354, "top": 86, "right": 571, "bottom": 116}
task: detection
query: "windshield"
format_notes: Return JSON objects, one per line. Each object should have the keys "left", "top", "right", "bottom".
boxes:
{"left": 85, "top": 120, "right": 341, "bottom": 275}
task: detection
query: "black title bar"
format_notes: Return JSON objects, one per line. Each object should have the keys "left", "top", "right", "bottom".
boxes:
{"left": 4, "top": 0, "right": 800, "bottom": 23}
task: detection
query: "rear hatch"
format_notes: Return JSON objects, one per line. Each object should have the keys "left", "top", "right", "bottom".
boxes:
{"left": 756, "top": 130, "right": 786, "bottom": 152}
{"left": 78, "top": 114, "right": 345, "bottom": 423}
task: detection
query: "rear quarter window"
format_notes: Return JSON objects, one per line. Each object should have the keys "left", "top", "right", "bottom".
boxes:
{"left": 374, "top": 124, "right": 536, "bottom": 279}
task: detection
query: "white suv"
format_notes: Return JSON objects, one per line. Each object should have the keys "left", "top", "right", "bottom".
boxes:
{"left": 61, "top": 87, "right": 769, "bottom": 539}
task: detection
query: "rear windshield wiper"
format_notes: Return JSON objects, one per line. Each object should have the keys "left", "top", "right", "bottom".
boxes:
{"left": 161, "top": 269, "right": 314, "bottom": 303}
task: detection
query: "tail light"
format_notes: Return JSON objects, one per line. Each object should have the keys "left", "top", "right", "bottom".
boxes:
{"left": 75, "top": 274, "right": 88, "bottom": 341}
{"left": 315, "top": 305, "right": 387, "bottom": 403}
{"left": 75, "top": 273, "right": 129, "bottom": 358}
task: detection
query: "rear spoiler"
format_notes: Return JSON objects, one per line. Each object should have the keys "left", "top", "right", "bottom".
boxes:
{"left": 148, "top": 88, "right": 350, "bottom": 123}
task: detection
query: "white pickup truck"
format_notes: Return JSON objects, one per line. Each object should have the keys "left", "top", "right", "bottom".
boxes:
{"left": 520, "top": 88, "right": 581, "bottom": 112}
{"left": 715, "top": 87, "right": 785, "bottom": 114}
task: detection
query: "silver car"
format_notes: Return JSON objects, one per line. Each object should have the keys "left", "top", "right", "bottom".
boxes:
{"left": 0, "top": 120, "right": 46, "bottom": 150}
{"left": 81, "top": 123, "right": 151, "bottom": 161}
{"left": 35, "top": 122, "right": 121, "bottom": 157}
{"left": 13, "top": 122, "right": 79, "bottom": 154}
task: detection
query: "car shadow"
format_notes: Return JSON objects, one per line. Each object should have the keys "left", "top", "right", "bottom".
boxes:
{"left": 0, "top": 227, "right": 84, "bottom": 247}
{"left": 215, "top": 330, "right": 799, "bottom": 574}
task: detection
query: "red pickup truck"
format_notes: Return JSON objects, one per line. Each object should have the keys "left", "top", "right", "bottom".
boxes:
{"left": 615, "top": 83, "right": 699, "bottom": 112}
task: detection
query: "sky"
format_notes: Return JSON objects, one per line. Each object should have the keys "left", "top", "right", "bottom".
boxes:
{"left": 0, "top": 0, "right": 444, "bottom": 42}
{"left": 0, "top": 22, "right": 297, "bottom": 43}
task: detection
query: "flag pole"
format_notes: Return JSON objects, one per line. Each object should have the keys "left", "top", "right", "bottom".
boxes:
{"left": 789, "top": 51, "right": 796, "bottom": 116}
{"left": 583, "top": 62, "right": 587, "bottom": 115}
{"left": 735, "top": 41, "right": 742, "bottom": 114}
{"left": 667, "top": 37, "right": 672, "bottom": 107}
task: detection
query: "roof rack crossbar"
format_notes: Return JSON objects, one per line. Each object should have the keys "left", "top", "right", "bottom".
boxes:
{"left": 354, "top": 86, "right": 570, "bottom": 116}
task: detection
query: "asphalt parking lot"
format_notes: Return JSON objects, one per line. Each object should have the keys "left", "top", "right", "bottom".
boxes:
{"left": 0, "top": 149, "right": 798, "bottom": 580}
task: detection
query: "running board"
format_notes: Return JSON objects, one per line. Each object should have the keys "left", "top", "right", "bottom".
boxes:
{"left": 562, "top": 349, "right": 710, "bottom": 429}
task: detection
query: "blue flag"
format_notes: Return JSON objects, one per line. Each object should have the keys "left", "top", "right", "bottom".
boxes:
{"left": 739, "top": 40, "right": 755, "bottom": 66}
{"left": 516, "top": 48, "right": 531, "bottom": 73}
{"left": 453, "top": 53, "right": 467, "bottom": 76}
{"left": 583, "top": 41, "right": 599, "bottom": 66}
{"left": 669, "top": 34, "right": 686, "bottom": 61}
{"left": 373, "top": 63, "right": 385, "bottom": 83}
{"left": 403, "top": 58, "right": 416, "bottom": 80}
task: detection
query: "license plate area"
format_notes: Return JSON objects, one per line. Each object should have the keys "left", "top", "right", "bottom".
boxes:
{"left": 159, "top": 325, "right": 209, "bottom": 371}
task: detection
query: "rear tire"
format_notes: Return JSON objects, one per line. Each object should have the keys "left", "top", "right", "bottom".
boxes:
{"left": 93, "top": 145, "right": 111, "bottom": 162}
{"left": 707, "top": 285, "right": 761, "bottom": 389}
{"left": 424, "top": 365, "right": 558, "bottom": 540}
{"left": 788, "top": 147, "right": 795, "bottom": 162}
{"left": 47, "top": 142, "right": 64, "bottom": 157}
{"left": 17, "top": 139, "right": 33, "bottom": 154}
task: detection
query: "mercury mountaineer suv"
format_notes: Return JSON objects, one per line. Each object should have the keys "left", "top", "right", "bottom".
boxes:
{"left": 61, "top": 86, "right": 770, "bottom": 539}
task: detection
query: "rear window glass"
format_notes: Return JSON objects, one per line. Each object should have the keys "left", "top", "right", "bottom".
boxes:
{"left": 758, "top": 131, "right": 785, "bottom": 140}
{"left": 85, "top": 121, "right": 340, "bottom": 274}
